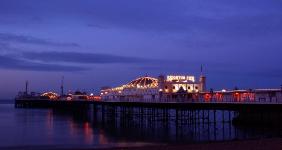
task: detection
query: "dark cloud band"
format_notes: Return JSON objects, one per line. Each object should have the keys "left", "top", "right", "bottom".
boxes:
{"left": 0, "top": 55, "right": 86, "bottom": 71}
{"left": 0, "top": 33, "right": 80, "bottom": 47}
{"left": 21, "top": 51, "right": 153, "bottom": 64}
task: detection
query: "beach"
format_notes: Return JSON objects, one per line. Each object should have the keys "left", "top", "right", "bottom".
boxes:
{"left": 1, "top": 138, "right": 282, "bottom": 150}
{"left": 93, "top": 138, "right": 282, "bottom": 150}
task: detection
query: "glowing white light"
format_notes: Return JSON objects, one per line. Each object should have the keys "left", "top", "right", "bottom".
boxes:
{"left": 90, "top": 93, "right": 94, "bottom": 96}
{"left": 167, "top": 75, "right": 195, "bottom": 82}
{"left": 222, "top": 89, "right": 227, "bottom": 92}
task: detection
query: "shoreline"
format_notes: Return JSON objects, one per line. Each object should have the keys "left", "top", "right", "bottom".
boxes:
{"left": 91, "top": 138, "right": 282, "bottom": 150}
{"left": 1, "top": 138, "right": 282, "bottom": 150}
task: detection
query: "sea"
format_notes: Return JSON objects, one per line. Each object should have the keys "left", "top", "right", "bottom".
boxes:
{"left": 0, "top": 100, "right": 281, "bottom": 150}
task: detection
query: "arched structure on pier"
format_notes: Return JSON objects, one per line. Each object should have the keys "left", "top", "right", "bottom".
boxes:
{"left": 125, "top": 77, "right": 158, "bottom": 88}
{"left": 41, "top": 92, "right": 59, "bottom": 100}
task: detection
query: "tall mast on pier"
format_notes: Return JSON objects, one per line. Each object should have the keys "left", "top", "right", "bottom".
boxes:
{"left": 200, "top": 64, "right": 203, "bottom": 76}
{"left": 199, "top": 65, "right": 206, "bottom": 92}
{"left": 25, "top": 80, "right": 29, "bottom": 95}
{"left": 61, "top": 76, "right": 64, "bottom": 96}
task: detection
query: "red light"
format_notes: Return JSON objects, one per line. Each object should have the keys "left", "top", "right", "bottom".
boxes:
{"left": 204, "top": 94, "right": 211, "bottom": 102}
{"left": 233, "top": 92, "right": 241, "bottom": 102}
{"left": 215, "top": 93, "right": 223, "bottom": 101}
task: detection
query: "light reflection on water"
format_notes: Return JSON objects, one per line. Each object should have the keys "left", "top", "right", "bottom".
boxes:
{"left": 0, "top": 104, "right": 281, "bottom": 149}
{"left": 0, "top": 104, "right": 152, "bottom": 149}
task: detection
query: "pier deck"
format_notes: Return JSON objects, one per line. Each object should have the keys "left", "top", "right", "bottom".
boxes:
{"left": 14, "top": 99, "right": 282, "bottom": 111}
{"left": 15, "top": 99, "right": 282, "bottom": 127}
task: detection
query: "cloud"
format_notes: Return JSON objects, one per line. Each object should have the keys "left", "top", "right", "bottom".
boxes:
{"left": 197, "top": 14, "right": 282, "bottom": 38}
{"left": 0, "top": 42, "right": 9, "bottom": 50}
{"left": 83, "top": 1, "right": 282, "bottom": 35}
{"left": 21, "top": 51, "right": 153, "bottom": 64}
{"left": 0, "top": 55, "right": 86, "bottom": 71}
{"left": 0, "top": 33, "right": 80, "bottom": 47}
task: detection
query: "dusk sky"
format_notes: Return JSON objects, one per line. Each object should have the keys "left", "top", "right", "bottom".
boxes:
{"left": 0, "top": 0, "right": 282, "bottom": 98}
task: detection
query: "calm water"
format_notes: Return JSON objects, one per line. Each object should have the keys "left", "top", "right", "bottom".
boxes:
{"left": 0, "top": 103, "right": 153, "bottom": 149}
{"left": 0, "top": 102, "right": 281, "bottom": 149}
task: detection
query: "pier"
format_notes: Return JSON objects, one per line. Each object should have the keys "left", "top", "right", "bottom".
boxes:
{"left": 14, "top": 86, "right": 282, "bottom": 143}
{"left": 14, "top": 76, "right": 282, "bottom": 141}
{"left": 15, "top": 74, "right": 282, "bottom": 129}
{"left": 15, "top": 98, "right": 282, "bottom": 128}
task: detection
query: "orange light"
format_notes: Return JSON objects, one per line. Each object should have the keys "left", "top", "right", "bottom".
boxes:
{"left": 204, "top": 94, "right": 211, "bottom": 101}
{"left": 233, "top": 92, "right": 241, "bottom": 102}
{"left": 87, "top": 95, "right": 101, "bottom": 101}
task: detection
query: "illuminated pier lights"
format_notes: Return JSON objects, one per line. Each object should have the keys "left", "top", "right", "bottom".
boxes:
{"left": 100, "top": 75, "right": 206, "bottom": 101}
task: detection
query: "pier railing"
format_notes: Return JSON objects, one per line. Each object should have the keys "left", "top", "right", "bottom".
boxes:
{"left": 15, "top": 89, "right": 282, "bottom": 105}
{"left": 103, "top": 90, "right": 282, "bottom": 104}
{"left": 103, "top": 98, "right": 282, "bottom": 104}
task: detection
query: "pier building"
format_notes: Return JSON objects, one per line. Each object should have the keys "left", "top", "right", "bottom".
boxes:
{"left": 100, "top": 75, "right": 206, "bottom": 101}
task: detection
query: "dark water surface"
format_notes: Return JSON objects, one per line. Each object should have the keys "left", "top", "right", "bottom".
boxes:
{"left": 0, "top": 103, "right": 153, "bottom": 149}
{"left": 0, "top": 102, "right": 281, "bottom": 149}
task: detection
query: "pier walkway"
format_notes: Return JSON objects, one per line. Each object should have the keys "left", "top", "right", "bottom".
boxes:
{"left": 14, "top": 99, "right": 282, "bottom": 110}
{"left": 15, "top": 98, "right": 282, "bottom": 127}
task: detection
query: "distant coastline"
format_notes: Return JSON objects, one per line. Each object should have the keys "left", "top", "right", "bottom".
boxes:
{"left": 0, "top": 100, "right": 13, "bottom": 104}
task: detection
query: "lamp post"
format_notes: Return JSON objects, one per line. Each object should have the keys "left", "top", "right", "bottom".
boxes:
{"left": 210, "top": 88, "right": 214, "bottom": 102}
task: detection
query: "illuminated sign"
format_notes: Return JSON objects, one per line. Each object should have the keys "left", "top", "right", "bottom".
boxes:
{"left": 167, "top": 76, "right": 186, "bottom": 81}
{"left": 187, "top": 76, "right": 195, "bottom": 82}
{"left": 167, "top": 75, "right": 195, "bottom": 82}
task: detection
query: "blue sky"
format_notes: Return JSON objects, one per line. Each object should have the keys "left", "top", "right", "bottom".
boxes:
{"left": 0, "top": 0, "right": 282, "bottom": 98}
